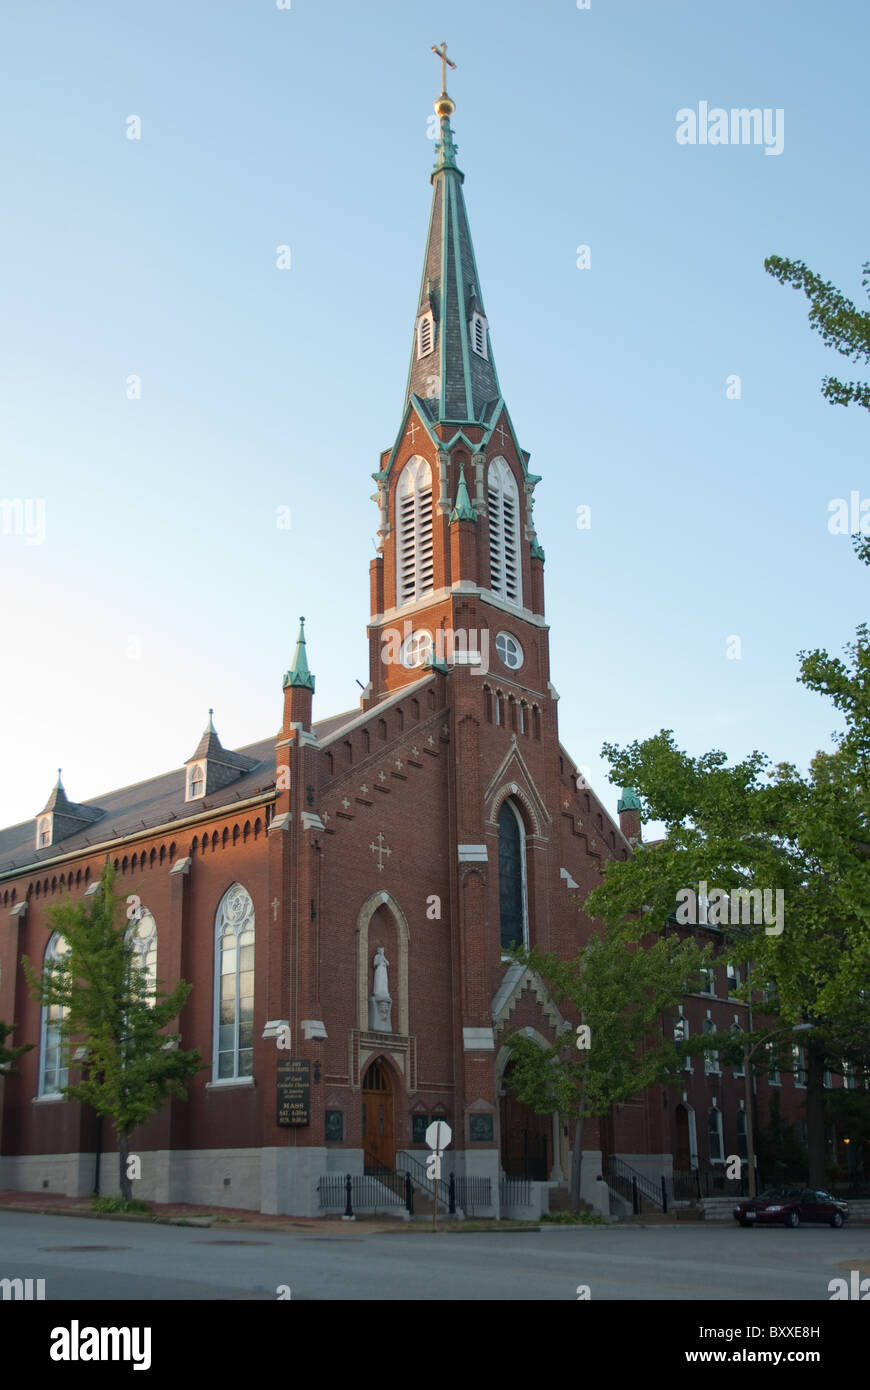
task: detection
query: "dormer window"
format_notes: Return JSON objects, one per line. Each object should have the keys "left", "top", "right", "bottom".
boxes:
{"left": 470, "top": 311, "right": 488, "bottom": 359}
{"left": 37, "top": 816, "right": 51, "bottom": 849}
{"left": 187, "top": 762, "right": 205, "bottom": 801}
{"left": 417, "top": 311, "right": 435, "bottom": 359}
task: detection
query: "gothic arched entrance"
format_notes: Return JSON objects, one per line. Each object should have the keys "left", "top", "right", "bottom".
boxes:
{"left": 500, "top": 1059, "right": 550, "bottom": 1180}
{"left": 362, "top": 1058, "right": 395, "bottom": 1171}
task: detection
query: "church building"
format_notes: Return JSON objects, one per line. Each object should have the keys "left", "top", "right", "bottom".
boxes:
{"left": 0, "top": 69, "right": 816, "bottom": 1217}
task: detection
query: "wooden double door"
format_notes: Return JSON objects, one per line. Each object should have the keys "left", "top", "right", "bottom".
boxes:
{"left": 362, "top": 1059, "right": 395, "bottom": 1170}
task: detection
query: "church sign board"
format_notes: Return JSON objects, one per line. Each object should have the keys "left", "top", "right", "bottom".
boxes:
{"left": 277, "top": 1058, "right": 310, "bottom": 1127}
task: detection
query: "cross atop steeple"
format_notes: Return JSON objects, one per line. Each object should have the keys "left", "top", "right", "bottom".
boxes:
{"left": 431, "top": 41, "right": 456, "bottom": 98}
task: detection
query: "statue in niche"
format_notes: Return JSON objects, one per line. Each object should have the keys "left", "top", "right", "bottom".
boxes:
{"left": 368, "top": 945, "right": 393, "bottom": 1032}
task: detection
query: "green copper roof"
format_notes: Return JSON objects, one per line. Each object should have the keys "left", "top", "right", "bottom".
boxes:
{"left": 283, "top": 617, "right": 315, "bottom": 692}
{"left": 617, "top": 787, "right": 642, "bottom": 814}
{"left": 449, "top": 463, "right": 477, "bottom": 523}
{"left": 403, "top": 103, "right": 502, "bottom": 428}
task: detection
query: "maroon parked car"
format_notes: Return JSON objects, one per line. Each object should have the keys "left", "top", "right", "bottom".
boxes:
{"left": 733, "top": 1186, "right": 849, "bottom": 1228}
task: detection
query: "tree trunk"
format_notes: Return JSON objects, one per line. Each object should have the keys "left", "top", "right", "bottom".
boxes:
{"left": 119, "top": 1132, "right": 132, "bottom": 1203}
{"left": 570, "top": 1062, "right": 589, "bottom": 1213}
{"left": 805, "top": 1042, "right": 827, "bottom": 1187}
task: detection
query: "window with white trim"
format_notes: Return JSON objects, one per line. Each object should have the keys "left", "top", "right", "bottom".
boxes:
{"left": 214, "top": 884, "right": 255, "bottom": 1081}
{"left": 487, "top": 457, "right": 521, "bottom": 605}
{"left": 674, "top": 1012, "right": 692, "bottom": 1073}
{"left": 699, "top": 967, "right": 715, "bottom": 996}
{"left": 731, "top": 1022, "right": 745, "bottom": 1077}
{"left": 708, "top": 1106, "right": 724, "bottom": 1162}
{"left": 703, "top": 1018, "right": 720, "bottom": 1074}
{"left": 843, "top": 1061, "right": 855, "bottom": 1091}
{"left": 37, "top": 816, "right": 51, "bottom": 849}
{"left": 726, "top": 962, "right": 740, "bottom": 995}
{"left": 792, "top": 1044, "right": 807, "bottom": 1088}
{"left": 470, "top": 311, "right": 488, "bottom": 359}
{"left": 396, "top": 456, "right": 434, "bottom": 606}
{"left": 767, "top": 1042, "right": 781, "bottom": 1086}
{"left": 187, "top": 762, "right": 205, "bottom": 801}
{"left": 128, "top": 909, "right": 157, "bottom": 1006}
{"left": 417, "top": 311, "right": 434, "bottom": 359}
{"left": 40, "top": 933, "right": 70, "bottom": 1096}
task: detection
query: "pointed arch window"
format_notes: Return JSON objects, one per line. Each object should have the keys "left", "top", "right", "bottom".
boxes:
{"left": 396, "top": 456, "right": 434, "bottom": 606}
{"left": 487, "top": 457, "right": 522, "bottom": 605}
{"left": 39, "top": 932, "right": 70, "bottom": 1096}
{"left": 128, "top": 908, "right": 157, "bottom": 1006}
{"left": 37, "top": 816, "right": 51, "bottom": 849}
{"left": 498, "top": 799, "right": 528, "bottom": 954}
{"left": 187, "top": 762, "right": 205, "bottom": 801}
{"left": 213, "top": 884, "right": 255, "bottom": 1080}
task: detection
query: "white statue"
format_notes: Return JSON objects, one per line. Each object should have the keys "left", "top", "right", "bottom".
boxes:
{"left": 372, "top": 947, "right": 390, "bottom": 999}
{"left": 369, "top": 946, "right": 392, "bottom": 1032}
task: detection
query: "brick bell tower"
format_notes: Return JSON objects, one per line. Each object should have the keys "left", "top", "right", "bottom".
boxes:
{"left": 364, "top": 51, "right": 570, "bottom": 1192}
{"left": 364, "top": 58, "right": 548, "bottom": 707}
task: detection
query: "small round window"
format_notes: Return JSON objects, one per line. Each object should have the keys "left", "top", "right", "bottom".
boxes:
{"left": 401, "top": 630, "right": 434, "bottom": 669}
{"left": 495, "top": 632, "right": 523, "bottom": 670}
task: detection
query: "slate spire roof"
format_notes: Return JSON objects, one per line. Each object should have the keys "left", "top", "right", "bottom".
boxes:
{"left": 404, "top": 78, "right": 502, "bottom": 427}
{"left": 283, "top": 617, "right": 315, "bottom": 692}
{"left": 38, "top": 769, "right": 104, "bottom": 825}
{"left": 185, "top": 711, "right": 257, "bottom": 775}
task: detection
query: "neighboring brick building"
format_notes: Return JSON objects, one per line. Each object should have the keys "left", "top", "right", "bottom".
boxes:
{"left": 0, "top": 78, "right": 851, "bottom": 1216}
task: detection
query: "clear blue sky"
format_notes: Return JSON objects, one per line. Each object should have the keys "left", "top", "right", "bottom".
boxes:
{"left": 1, "top": 0, "right": 867, "bottom": 832}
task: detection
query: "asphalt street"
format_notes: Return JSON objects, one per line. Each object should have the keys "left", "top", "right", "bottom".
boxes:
{"left": 1, "top": 1211, "right": 867, "bottom": 1300}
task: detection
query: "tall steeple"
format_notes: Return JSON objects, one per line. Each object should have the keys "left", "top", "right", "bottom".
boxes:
{"left": 365, "top": 47, "right": 548, "bottom": 706}
{"left": 404, "top": 45, "right": 501, "bottom": 425}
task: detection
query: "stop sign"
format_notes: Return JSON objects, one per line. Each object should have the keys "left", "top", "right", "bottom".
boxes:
{"left": 425, "top": 1120, "right": 452, "bottom": 1152}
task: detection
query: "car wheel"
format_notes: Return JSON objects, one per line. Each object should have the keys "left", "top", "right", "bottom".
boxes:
{"left": 830, "top": 1211, "right": 844, "bottom": 1229}
{"left": 739, "top": 1219, "right": 753, "bottom": 1228}
{"left": 786, "top": 1210, "right": 800, "bottom": 1228}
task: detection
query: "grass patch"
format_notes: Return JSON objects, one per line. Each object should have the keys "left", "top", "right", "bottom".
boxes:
{"left": 90, "top": 1196, "right": 153, "bottom": 1214}
{"left": 540, "top": 1210, "right": 605, "bottom": 1225}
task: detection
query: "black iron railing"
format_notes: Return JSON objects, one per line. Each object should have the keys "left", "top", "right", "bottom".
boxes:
{"left": 500, "top": 1176, "right": 531, "bottom": 1208}
{"left": 606, "top": 1156, "right": 668, "bottom": 1213}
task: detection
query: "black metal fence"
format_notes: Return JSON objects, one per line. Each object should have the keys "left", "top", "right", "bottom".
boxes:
{"left": 318, "top": 1169, "right": 494, "bottom": 1217}
{"left": 453, "top": 1176, "right": 492, "bottom": 1215}
{"left": 500, "top": 1176, "right": 532, "bottom": 1208}
{"left": 670, "top": 1168, "right": 748, "bottom": 1202}
{"left": 317, "top": 1173, "right": 410, "bottom": 1213}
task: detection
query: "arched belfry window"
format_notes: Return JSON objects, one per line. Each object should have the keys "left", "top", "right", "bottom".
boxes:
{"left": 498, "top": 799, "right": 528, "bottom": 954}
{"left": 396, "top": 456, "right": 434, "bottom": 606}
{"left": 487, "top": 457, "right": 521, "bottom": 605}
{"left": 213, "top": 883, "right": 255, "bottom": 1080}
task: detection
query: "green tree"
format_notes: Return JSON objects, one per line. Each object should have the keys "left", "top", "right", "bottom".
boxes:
{"left": 764, "top": 255, "right": 870, "bottom": 411}
{"left": 504, "top": 928, "right": 711, "bottom": 1212}
{"left": 0, "top": 1021, "right": 34, "bottom": 1075}
{"left": 24, "top": 863, "right": 202, "bottom": 1201}
{"left": 585, "top": 545, "right": 870, "bottom": 1186}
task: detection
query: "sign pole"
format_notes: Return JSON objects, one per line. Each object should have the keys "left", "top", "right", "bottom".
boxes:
{"left": 432, "top": 1121, "right": 440, "bottom": 1230}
